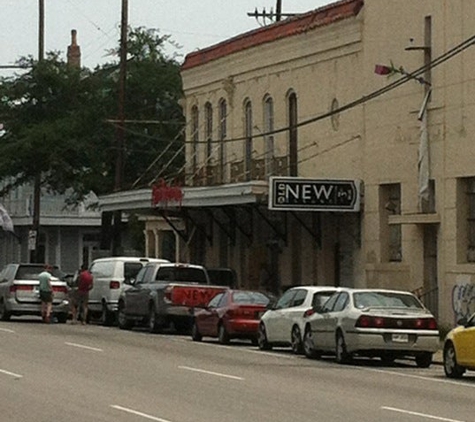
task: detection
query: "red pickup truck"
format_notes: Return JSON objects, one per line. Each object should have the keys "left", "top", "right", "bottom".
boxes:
{"left": 118, "top": 262, "right": 227, "bottom": 333}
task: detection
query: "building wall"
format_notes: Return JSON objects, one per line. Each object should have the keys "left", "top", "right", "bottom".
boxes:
{"left": 180, "top": 0, "right": 475, "bottom": 325}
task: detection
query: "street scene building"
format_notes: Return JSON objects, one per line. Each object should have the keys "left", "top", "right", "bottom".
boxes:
{"left": 100, "top": 0, "right": 475, "bottom": 327}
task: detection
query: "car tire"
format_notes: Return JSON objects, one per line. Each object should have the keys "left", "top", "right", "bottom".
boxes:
{"left": 443, "top": 342, "right": 465, "bottom": 378}
{"left": 0, "top": 300, "right": 11, "bottom": 321}
{"left": 100, "top": 303, "right": 115, "bottom": 326}
{"left": 335, "top": 331, "right": 352, "bottom": 364}
{"left": 303, "top": 326, "right": 321, "bottom": 359}
{"left": 218, "top": 323, "right": 230, "bottom": 345}
{"left": 415, "top": 352, "right": 433, "bottom": 368}
{"left": 291, "top": 325, "right": 303, "bottom": 354}
{"left": 56, "top": 313, "right": 68, "bottom": 324}
{"left": 191, "top": 321, "right": 202, "bottom": 342}
{"left": 258, "top": 323, "right": 272, "bottom": 351}
{"left": 118, "top": 303, "right": 134, "bottom": 330}
{"left": 148, "top": 306, "right": 161, "bottom": 334}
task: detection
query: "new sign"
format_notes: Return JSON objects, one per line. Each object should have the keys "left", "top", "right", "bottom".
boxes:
{"left": 269, "top": 177, "right": 361, "bottom": 212}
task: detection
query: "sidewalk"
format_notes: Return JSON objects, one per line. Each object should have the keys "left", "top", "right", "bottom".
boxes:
{"left": 432, "top": 348, "right": 443, "bottom": 365}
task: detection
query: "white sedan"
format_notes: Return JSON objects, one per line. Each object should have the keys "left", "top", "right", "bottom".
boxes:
{"left": 258, "top": 286, "right": 338, "bottom": 353}
{"left": 302, "top": 288, "right": 440, "bottom": 367}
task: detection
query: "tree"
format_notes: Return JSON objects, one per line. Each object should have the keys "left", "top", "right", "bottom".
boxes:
{"left": 0, "top": 27, "right": 184, "bottom": 204}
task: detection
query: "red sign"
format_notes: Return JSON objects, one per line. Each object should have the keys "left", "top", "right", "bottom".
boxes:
{"left": 171, "top": 286, "right": 227, "bottom": 308}
{"left": 151, "top": 179, "right": 183, "bottom": 207}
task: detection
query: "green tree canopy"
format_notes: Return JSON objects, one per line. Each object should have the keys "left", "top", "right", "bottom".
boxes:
{"left": 0, "top": 27, "right": 184, "bottom": 204}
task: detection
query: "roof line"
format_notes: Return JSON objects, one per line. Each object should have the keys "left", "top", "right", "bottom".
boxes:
{"left": 182, "top": 0, "right": 364, "bottom": 70}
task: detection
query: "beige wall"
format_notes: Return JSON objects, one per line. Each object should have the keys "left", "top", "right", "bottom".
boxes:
{"left": 180, "top": 0, "right": 475, "bottom": 325}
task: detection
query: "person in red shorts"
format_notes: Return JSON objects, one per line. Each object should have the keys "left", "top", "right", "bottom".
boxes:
{"left": 71, "top": 264, "right": 93, "bottom": 325}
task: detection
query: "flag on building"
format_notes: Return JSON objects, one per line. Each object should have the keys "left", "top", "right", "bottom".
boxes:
{"left": 0, "top": 203, "right": 14, "bottom": 233}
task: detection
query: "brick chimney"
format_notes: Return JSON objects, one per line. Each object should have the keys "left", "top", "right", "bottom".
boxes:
{"left": 67, "top": 29, "right": 81, "bottom": 68}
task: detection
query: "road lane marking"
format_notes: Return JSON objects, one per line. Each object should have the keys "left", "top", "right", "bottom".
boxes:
{"left": 382, "top": 406, "right": 465, "bottom": 422}
{"left": 363, "top": 367, "right": 475, "bottom": 389}
{"left": 0, "top": 328, "right": 15, "bottom": 333}
{"left": 111, "top": 405, "right": 172, "bottom": 422}
{"left": 178, "top": 365, "right": 244, "bottom": 380}
{"left": 0, "top": 368, "right": 23, "bottom": 378}
{"left": 65, "top": 342, "right": 103, "bottom": 352}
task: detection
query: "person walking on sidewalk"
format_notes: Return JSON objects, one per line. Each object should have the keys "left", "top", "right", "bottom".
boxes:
{"left": 38, "top": 264, "right": 54, "bottom": 323}
{"left": 71, "top": 264, "right": 93, "bottom": 325}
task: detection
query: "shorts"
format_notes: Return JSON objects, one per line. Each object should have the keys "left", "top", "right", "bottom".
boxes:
{"left": 39, "top": 291, "right": 53, "bottom": 303}
{"left": 74, "top": 291, "right": 89, "bottom": 308}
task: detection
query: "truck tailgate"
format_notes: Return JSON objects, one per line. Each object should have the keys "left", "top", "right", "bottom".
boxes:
{"left": 170, "top": 285, "right": 227, "bottom": 308}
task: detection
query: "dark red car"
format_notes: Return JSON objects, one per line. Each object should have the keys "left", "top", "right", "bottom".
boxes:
{"left": 191, "top": 290, "right": 271, "bottom": 345}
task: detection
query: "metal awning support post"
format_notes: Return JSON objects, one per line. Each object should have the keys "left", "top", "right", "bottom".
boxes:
{"left": 254, "top": 205, "right": 287, "bottom": 245}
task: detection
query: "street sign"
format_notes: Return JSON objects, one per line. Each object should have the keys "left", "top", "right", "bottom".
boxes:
{"left": 28, "top": 230, "right": 37, "bottom": 250}
{"left": 269, "top": 177, "right": 361, "bottom": 212}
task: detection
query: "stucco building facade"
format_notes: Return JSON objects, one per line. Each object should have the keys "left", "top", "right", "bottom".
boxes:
{"left": 101, "top": 0, "right": 475, "bottom": 326}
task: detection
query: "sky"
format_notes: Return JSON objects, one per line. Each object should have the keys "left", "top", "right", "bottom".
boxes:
{"left": 0, "top": 0, "right": 333, "bottom": 75}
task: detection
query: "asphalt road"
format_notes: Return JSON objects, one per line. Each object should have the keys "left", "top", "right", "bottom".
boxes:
{"left": 0, "top": 318, "right": 473, "bottom": 422}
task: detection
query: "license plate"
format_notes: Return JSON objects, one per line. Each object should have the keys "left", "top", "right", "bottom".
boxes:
{"left": 392, "top": 334, "right": 409, "bottom": 343}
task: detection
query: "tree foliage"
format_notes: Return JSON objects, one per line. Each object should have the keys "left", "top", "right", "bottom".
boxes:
{"left": 0, "top": 27, "right": 184, "bottom": 203}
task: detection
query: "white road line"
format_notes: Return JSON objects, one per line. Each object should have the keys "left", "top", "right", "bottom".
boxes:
{"left": 382, "top": 406, "right": 465, "bottom": 422}
{"left": 0, "top": 328, "right": 15, "bottom": 333}
{"left": 363, "top": 367, "right": 475, "bottom": 389}
{"left": 0, "top": 368, "right": 23, "bottom": 378}
{"left": 178, "top": 365, "right": 244, "bottom": 380}
{"left": 111, "top": 405, "right": 172, "bottom": 422}
{"left": 65, "top": 342, "right": 103, "bottom": 352}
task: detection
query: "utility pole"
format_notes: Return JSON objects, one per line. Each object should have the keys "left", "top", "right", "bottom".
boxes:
{"left": 30, "top": 0, "right": 45, "bottom": 263}
{"left": 111, "top": 0, "right": 128, "bottom": 255}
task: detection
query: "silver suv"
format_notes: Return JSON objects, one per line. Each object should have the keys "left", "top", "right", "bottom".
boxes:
{"left": 0, "top": 263, "right": 70, "bottom": 322}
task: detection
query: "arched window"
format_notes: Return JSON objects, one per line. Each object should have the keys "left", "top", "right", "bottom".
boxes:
{"left": 244, "top": 99, "right": 252, "bottom": 181}
{"left": 288, "top": 91, "right": 298, "bottom": 177}
{"left": 190, "top": 105, "right": 199, "bottom": 176}
{"left": 204, "top": 102, "right": 213, "bottom": 164}
{"left": 218, "top": 98, "right": 227, "bottom": 182}
{"left": 263, "top": 95, "right": 274, "bottom": 176}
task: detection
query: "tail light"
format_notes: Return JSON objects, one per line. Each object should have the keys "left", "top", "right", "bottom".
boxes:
{"left": 109, "top": 281, "right": 120, "bottom": 289}
{"left": 356, "top": 315, "right": 438, "bottom": 330}
{"left": 52, "top": 286, "right": 68, "bottom": 294}
{"left": 303, "top": 308, "right": 315, "bottom": 318}
{"left": 164, "top": 285, "right": 173, "bottom": 303}
{"left": 10, "top": 284, "right": 34, "bottom": 293}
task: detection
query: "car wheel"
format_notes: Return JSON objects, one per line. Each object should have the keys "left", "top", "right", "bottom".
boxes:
{"left": 291, "top": 325, "right": 303, "bottom": 354}
{"left": 303, "top": 326, "right": 320, "bottom": 359}
{"left": 218, "top": 323, "right": 230, "bottom": 345}
{"left": 191, "top": 321, "right": 202, "bottom": 342}
{"left": 148, "top": 307, "right": 161, "bottom": 334}
{"left": 118, "top": 303, "right": 134, "bottom": 330}
{"left": 56, "top": 313, "right": 68, "bottom": 324}
{"left": 100, "top": 303, "right": 115, "bottom": 326}
{"left": 415, "top": 352, "right": 433, "bottom": 368}
{"left": 258, "top": 323, "right": 272, "bottom": 351}
{"left": 335, "top": 331, "right": 352, "bottom": 364}
{"left": 443, "top": 343, "right": 465, "bottom": 378}
{"left": 0, "top": 300, "right": 11, "bottom": 321}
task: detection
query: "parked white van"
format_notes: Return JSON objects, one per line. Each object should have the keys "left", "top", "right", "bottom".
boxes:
{"left": 88, "top": 256, "right": 169, "bottom": 325}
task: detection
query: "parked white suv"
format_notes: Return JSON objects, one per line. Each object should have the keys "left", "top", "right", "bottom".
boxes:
{"left": 88, "top": 256, "right": 169, "bottom": 325}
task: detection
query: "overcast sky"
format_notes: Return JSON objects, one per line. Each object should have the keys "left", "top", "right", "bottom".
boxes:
{"left": 1, "top": 0, "right": 333, "bottom": 75}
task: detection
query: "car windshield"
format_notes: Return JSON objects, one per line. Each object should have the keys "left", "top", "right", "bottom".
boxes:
{"left": 232, "top": 291, "right": 270, "bottom": 305}
{"left": 353, "top": 292, "right": 424, "bottom": 309}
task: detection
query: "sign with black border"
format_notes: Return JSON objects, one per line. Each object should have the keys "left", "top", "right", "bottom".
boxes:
{"left": 269, "top": 177, "right": 361, "bottom": 212}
